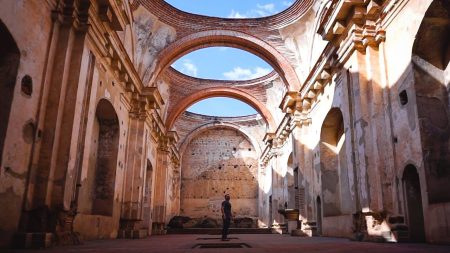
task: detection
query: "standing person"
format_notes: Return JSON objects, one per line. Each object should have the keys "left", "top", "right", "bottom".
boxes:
{"left": 221, "top": 193, "right": 232, "bottom": 241}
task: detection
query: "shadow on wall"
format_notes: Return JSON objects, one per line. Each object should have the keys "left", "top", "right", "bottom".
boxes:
{"left": 0, "top": 19, "right": 20, "bottom": 166}
{"left": 0, "top": 18, "right": 20, "bottom": 248}
{"left": 412, "top": 0, "right": 450, "bottom": 204}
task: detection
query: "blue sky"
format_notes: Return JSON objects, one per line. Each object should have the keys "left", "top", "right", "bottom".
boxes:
{"left": 172, "top": 47, "right": 273, "bottom": 80}
{"left": 164, "top": 0, "right": 294, "bottom": 18}
{"left": 166, "top": 0, "right": 293, "bottom": 116}
{"left": 187, "top": 97, "right": 257, "bottom": 116}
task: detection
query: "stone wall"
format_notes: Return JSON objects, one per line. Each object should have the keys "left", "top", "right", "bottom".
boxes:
{"left": 180, "top": 127, "right": 259, "bottom": 220}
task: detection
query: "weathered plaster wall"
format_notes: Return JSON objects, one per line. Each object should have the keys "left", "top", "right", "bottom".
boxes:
{"left": 180, "top": 127, "right": 259, "bottom": 220}
{"left": 0, "top": 0, "right": 54, "bottom": 246}
{"left": 280, "top": 0, "right": 328, "bottom": 83}
{"left": 132, "top": 5, "right": 176, "bottom": 86}
{"left": 382, "top": 0, "right": 450, "bottom": 243}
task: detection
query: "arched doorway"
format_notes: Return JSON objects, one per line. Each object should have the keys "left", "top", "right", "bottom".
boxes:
{"left": 286, "top": 153, "right": 296, "bottom": 209}
{"left": 320, "top": 108, "right": 345, "bottom": 217}
{"left": 91, "top": 99, "right": 120, "bottom": 216}
{"left": 142, "top": 160, "right": 154, "bottom": 231}
{"left": 316, "top": 196, "right": 322, "bottom": 236}
{"left": 0, "top": 20, "right": 20, "bottom": 166}
{"left": 402, "top": 165, "right": 425, "bottom": 242}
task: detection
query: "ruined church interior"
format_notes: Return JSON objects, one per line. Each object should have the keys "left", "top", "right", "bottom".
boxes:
{"left": 1, "top": 0, "right": 450, "bottom": 252}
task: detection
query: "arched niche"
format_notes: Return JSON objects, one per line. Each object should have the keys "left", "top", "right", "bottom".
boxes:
{"left": 286, "top": 153, "right": 297, "bottom": 209}
{"left": 91, "top": 99, "right": 120, "bottom": 216}
{"left": 142, "top": 159, "right": 154, "bottom": 230}
{"left": 412, "top": 0, "right": 450, "bottom": 204}
{"left": 402, "top": 165, "right": 425, "bottom": 242}
{"left": 0, "top": 20, "right": 20, "bottom": 166}
{"left": 319, "top": 108, "right": 345, "bottom": 217}
{"left": 179, "top": 122, "right": 262, "bottom": 158}
{"left": 151, "top": 30, "right": 301, "bottom": 91}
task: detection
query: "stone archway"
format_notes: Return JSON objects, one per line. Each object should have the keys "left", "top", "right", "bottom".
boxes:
{"left": 165, "top": 87, "right": 276, "bottom": 131}
{"left": 179, "top": 122, "right": 262, "bottom": 158}
{"left": 319, "top": 108, "right": 345, "bottom": 217}
{"left": 286, "top": 153, "right": 296, "bottom": 209}
{"left": 0, "top": 20, "right": 20, "bottom": 166}
{"left": 150, "top": 30, "right": 301, "bottom": 91}
{"left": 142, "top": 160, "right": 154, "bottom": 231}
{"left": 91, "top": 99, "right": 120, "bottom": 216}
{"left": 319, "top": 108, "right": 352, "bottom": 236}
{"left": 402, "top": 165, "right": 426, "bottom": 242}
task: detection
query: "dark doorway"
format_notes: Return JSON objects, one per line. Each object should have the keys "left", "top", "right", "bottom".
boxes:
{"left": 403, "top": 165, "right": 426, "bottom": 242}
{"left": 142, "top": 160, "right": 153, "bottom": 230}
{"left": 294, "top": 167, "right": 299, "bottom": 209}
{"left": 269, "top": 195, "right": 273, "bottom": 227}
{"left": 0, "top": 20, "right": 20, "bottom": 166}
{"left": 91, "top": 99, "right": 119, "bottom": 216}
{"left": 316, "top": 196, "right": 322, "bottom": 236}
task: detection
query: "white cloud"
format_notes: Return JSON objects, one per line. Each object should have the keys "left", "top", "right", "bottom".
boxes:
{"left": 257, "top": 3, "right": 276, "bottom": 12}
{"left": 228, "top": 10, "right": 247, "bottom": 18}
{"left": 282, "top": 1, "right": 294, "bottom": 7}
{"left": 177, "top": 59, "right": 198, "bottom": 77}
{"left": 223, "top": 67, "right": 272, "bottom": 80}
{"left": 227, "top": 3, "right": 278, "bottom": 18}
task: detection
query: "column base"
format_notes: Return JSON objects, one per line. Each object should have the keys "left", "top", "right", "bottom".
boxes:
{"left": 118, "top": 219, "right": 148, "bottom": 239}
{"left": 13, "top": 233, "right": 54, "bottom": 249}
{"left": 271, "top": 223, "right": 288, "bottom": 234}
{"left": 301, "top": 221, "right": 318, "bottom": 237}
{"left": 152, "top": 223, "right": 167, "bottom": 235}
{"left": 117, "top": 229, "right": 148, "bottom": 239}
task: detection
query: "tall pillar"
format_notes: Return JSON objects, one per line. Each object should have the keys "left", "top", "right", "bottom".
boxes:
{"left": 336, "top": 6, "right": 398, "bottom": 240}
{"left": 16, "top": 0, "right": 91, "bottom": 248}
{"left": 152, "top": 136, "right": 171, "bottom": 235}
{"left": 119, "top": 107, "right": 147, "bottom": 239}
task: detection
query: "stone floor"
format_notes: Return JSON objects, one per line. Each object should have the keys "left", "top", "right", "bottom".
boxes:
{"left": 5, "top": 234, "right": 450, "bottom": 253}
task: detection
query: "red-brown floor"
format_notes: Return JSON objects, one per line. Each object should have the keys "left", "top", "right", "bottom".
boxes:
{"left": 5, "top": 234, "right": 450, "bottom": 253}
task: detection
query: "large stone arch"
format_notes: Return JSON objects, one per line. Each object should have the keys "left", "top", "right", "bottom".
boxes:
{"left": 165, "top": 87, "right": 276, "bottom": 131}
{"left": 150, "top": 30, "right": 301, "bottom": 91}
{"left": 179, "top": 122, "right": 262, "bottom": 158}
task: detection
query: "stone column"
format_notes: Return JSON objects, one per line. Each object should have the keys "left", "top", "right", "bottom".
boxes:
{"left": 152, "top": 136, "right": 171, "bottom": 235}
{"left": 119, "top": 109, "right": 147, "bottom": 239}
{"left": 344, "top": 21, "right": 398, "bottom": 240}
{"left": 167, "top": 153, "right": 181, "bottom": 223}
{"left": 17, "top": 0, "right": 91, "bottom": 248}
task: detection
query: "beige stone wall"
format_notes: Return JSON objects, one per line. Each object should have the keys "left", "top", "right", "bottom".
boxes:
{"left": 180, "top": 127, "right": 259, "bottom": 220}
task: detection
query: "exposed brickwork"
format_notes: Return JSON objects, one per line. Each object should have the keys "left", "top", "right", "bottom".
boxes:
{"left": 180, "top": 127, "right": 258, "bottom": 220}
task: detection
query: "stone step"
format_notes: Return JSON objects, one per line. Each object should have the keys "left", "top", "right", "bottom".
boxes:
{"left": 167, "top": 228, "right": 272, "bottom": 235}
